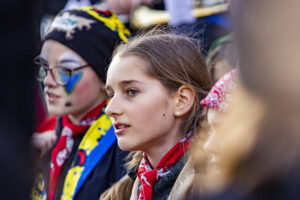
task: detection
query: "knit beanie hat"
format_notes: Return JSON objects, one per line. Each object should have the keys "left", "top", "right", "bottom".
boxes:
{"left": 44, "top": 7, "right": 131, "bottom": 82}
{"left": 201, "top": 69, "right": 238, "bottom": 112}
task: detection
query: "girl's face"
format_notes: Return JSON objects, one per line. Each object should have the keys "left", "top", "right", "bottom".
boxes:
{"left": 105, "top": 55, "right": 181, "bottom": 154}
{"left": 104, "top": 0, "right": 152, "bottom": 15}
{"left": 40, "top": 40, "right": 106, "bottom": 121}
{"left": 203, "top": 108, "right": 224, "bottom": 174}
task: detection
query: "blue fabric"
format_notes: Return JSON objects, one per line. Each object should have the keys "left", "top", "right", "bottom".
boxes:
{"left": 74, "top": 125, "right": 116, "bottom": 196}
{"left": 204, "top": 12, "right": 231, "bottom": 29}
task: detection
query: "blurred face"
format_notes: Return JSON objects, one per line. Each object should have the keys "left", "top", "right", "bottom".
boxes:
{"left": 40, "top": 40, "right": 106, "bottom": 121}
{"left": 238, "top": 0, "right": 300, "bottom": 103}
{"left": 203, "top": 108, "right": 224, "bottom": 174}
{"left": 104, "top": 0, "right": 152, "bottom": 15}
{"left": 213, "top": 59, "right": 234, "bottom": 82}
{"left": 105, "top": 55, "right": 181, "bottom": 154}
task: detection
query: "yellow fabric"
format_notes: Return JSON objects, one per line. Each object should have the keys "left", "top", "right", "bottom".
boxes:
{"left": 78, "top": 7, "right": 131, "bottom": 42}
{"left": 61, "top": 114, "right": 112, "bottom": 200}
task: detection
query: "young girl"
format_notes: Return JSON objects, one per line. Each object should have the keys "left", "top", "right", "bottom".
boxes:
{"left": 188, "top": 1, "right": 300, "bottom": 199}
{"left": 186, "top": 69, "right": 241, "bottom": 197}
{"left": 199, "top": 69, "right": 238, "bottom": 176}
{"left": 31, "top": 7, "right": 131, "bottom": 200}
{"left": 187, "top": 84, "right": 267, "bottom": 200}
{"left": 101, "top": 31, "right": 212, "bottom": 200}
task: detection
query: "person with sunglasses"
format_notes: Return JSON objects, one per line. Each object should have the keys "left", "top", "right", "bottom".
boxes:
{"left": 31, "top": 7, "right": 131, "bottom": 200}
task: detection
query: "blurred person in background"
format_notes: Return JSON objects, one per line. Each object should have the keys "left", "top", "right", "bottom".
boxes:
{"left": 102, "top": 0, "right": 153, "bottom": 15}
{"left": 204, "top": 0, "right": 240, "bottom": 83}
{"left": 187, "top": 84, "right": 266, "bottom": 199}
{"left": 96, "top": 0, "right": 154, "bottom": 30}
{"left": 199, "top": 69, "right": 238, "bottom": 178}
{"left": 187, "top": 0, "right": 300, "bottom": 199}
{"left": 31, "top": 7, "right": 131, "bottom": 200}
{"left": 102, "top": 0, "right": 231, "bottom": 55}
{"left": 164, "top": 0, "right": 231, "bottom": 56}
{"left": 205, "top": 35, "right": 238, "bottom": 83}
{"left": 36, "top": 0, "right": 105, "bottom": 130}
{"left": 185, "top": 69, "right": 239, "bottom": 198}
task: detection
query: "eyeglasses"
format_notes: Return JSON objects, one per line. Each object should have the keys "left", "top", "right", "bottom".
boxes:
{"left": 33, "top": 57, "right": 89, "bottom": 86}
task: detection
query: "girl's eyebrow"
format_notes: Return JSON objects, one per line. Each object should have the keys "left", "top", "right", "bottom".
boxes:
{"left": 58, "top": 59, "right": 81, "bottom": 64}
{"left": 105, "top": 80, "right": 144, "bottom": 91}
{"left": 57, "top": 51, "right": 82, "bottom": 64}
{"left": 38, "top": 57, "right": 81, "bottom": 65}
{"left": 119, "top": 80, "right": 144, "bottom": 87}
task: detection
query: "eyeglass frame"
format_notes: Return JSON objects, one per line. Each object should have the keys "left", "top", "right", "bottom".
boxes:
{"left": 33, "top": 56, "right": 90, "bottom": 86}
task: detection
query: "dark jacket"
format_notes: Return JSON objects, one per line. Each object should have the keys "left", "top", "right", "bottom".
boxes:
{"left": 32, "top": 116, "right": 128, "bottom": 200}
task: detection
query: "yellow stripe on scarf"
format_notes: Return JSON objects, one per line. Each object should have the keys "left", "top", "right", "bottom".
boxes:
{"left": 61, "top": 114, "right": 112, "bottom": 200}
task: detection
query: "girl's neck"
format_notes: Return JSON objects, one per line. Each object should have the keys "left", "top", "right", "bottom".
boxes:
{"left": 144, "top": 132, "right": 182, "bottom": 168}
{"left": 68, "top": 96, "right": 106, "bottom": 125}
{"left": 68, "top": 113, "right": 87, "bottom": 125}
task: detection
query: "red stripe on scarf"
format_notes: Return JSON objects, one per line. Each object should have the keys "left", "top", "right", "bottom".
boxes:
{"left": 137, "top": 132, "right": 193, "bottom": 200}
{"left": 48, "top": 101, "right": 106, "bottom": 200}
{"left": 35, "top": 116, "right": 57, "bottom": 133}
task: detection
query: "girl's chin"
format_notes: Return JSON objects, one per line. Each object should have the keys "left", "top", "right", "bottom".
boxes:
{"left": 117, "top": 143, "right": 130, "bottom": 151}
{"left": 47, "top": 107, "right": 69, "bottom": 117}
{"left": 117, "top": 141, "right": 137, "bottom": 152}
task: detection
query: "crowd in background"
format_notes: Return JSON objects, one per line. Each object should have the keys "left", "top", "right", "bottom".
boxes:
{"left": 1, "top": 0, "right": 300, "bottom": 200}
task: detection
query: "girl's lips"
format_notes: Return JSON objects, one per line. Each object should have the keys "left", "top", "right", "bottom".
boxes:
{"left": 46, "top": 92, "right": 60, "bottom": 103}
{"left": 113, "top": 122, "right": 131, "bottom": 136}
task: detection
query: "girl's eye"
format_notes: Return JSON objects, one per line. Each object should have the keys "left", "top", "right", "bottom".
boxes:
{"left": 127, "top": 89, "right": 139, "bottom": 96}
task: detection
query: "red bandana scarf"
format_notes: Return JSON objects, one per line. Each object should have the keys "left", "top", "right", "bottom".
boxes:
{"left": 137, "top": 132, "right": 193, "bottom": 200}
{"left": 48, "top": 101, "right": 106, "bottom": 200}
{"left": 200, "top": 69, "right": 238, "bottom": 112}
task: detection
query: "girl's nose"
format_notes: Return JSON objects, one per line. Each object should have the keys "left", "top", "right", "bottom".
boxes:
{"left": 203, "top": 130, "right": 218, "bottom": 154}
{"left": 43, "top": 70, "right": 58, "bottom": 87}
{"left": 105, "top": 96, "right": 122, "bottom": 117}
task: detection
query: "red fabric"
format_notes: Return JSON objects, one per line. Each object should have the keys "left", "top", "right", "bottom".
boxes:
{"left": 35, "top": 116, "right": 57, "bottom": 133}
{"left": 137, "top": 132, "right": 193, "bottom": 200}
{"left": 48, "top": 101, "right": 106, "bottom": 200}
{"left": 35, "top": 85, "right": 48, "bottom": 128}
{"left": 201, "top": 69, "right": 238, "bottom": 112}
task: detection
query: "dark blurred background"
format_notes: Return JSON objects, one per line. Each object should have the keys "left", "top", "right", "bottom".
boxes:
{"left": 0, "top": 1, "right": 40, "bottom": 199}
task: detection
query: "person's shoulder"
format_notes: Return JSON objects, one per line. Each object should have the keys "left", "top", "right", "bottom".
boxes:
{"left": 168, "top": 157, "right": 195, "bottom": 200}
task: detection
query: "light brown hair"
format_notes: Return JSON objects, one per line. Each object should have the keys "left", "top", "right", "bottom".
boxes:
{"left": 206, "top": 41, "right": 238, "bottom": 83}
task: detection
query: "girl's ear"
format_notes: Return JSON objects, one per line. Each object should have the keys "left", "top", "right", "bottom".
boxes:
{"left": 174, "top": 85, "right": 196, "bottom": 117}
{"left": 99, "top": 80, "right": 106, "bottom": 92}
